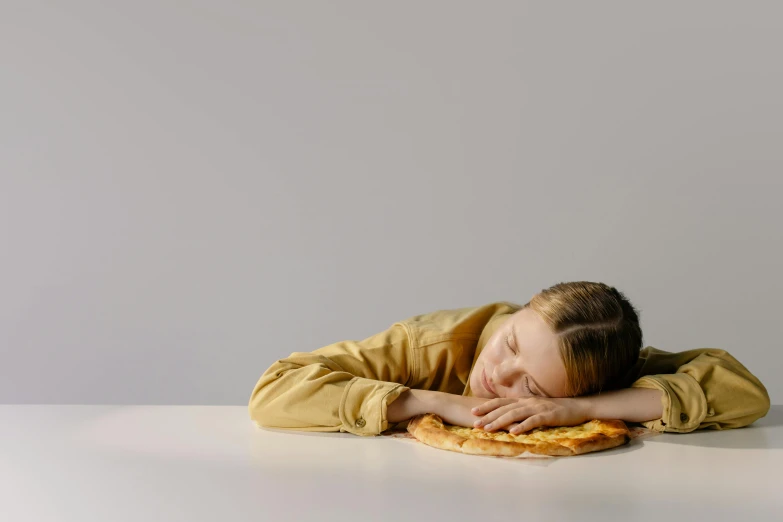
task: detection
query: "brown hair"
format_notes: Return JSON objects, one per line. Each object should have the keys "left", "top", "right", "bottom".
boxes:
{"left": 523, "top": 281, "right": 643, "bottom": 397}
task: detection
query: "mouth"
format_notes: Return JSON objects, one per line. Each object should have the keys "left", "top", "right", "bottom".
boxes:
{"left": 482, "top": 369, "right": 497, "bottom": 396}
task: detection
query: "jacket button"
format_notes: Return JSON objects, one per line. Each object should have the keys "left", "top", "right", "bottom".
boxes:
{"left": 356, "top": 418, "right": 366, "bottom": 428}
{"left": 680, "top": 413, "right": 689, "bottom": 422}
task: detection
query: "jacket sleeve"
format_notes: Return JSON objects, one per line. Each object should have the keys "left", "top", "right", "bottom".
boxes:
{"left": 248, "top": 322, "right": 413, "bottom": 436}
{"left": 629, "top": 348, "right": 771, "bottom": 433}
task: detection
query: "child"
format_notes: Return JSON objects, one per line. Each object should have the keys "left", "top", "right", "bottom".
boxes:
{"left": 248, "top": 281, "right": 770, "bottom": 436}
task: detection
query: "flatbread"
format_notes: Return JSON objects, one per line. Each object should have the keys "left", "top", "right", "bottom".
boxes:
{"left": 406, "top": 413, "right": 631, "bottom": 457}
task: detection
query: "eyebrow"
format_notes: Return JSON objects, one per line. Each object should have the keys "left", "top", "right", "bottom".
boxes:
{"left": 513, "top": 326, "right": 552, "bottom": 397}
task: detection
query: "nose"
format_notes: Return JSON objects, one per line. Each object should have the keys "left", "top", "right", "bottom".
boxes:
{"left": 493, "top": 361, "right": 522, "bottom": 389}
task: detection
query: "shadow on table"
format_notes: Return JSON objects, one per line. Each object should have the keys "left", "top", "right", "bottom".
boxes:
{"left": 257, "top": 427, "right": 377, "bottom": 439}
{"left": 257, "top": 406, "right": 783, "bottom": 456}
{"left": 258, "top": 426, "right": 650, "bottom": 464}
{"left": 257, "top": 419, "right": 415, "bottom": 440}
{"left": 635, "top": 404, "right": 783, "bottom": 450}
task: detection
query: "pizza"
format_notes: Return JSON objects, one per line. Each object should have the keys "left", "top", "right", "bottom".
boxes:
{"left": 406, "top": 413, "right": 631, "bottom": 457}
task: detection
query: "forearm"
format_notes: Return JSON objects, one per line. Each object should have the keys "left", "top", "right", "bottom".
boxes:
{"left": 582, "top": 387, "right": 663, "bottom": 423}
{"left": 387, "top": 389, "right": 439, "bottom": 423}
{"left": 387, "top": 389, "right": 491, "bottom": 428}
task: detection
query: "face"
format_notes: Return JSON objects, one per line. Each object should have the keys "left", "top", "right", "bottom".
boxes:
{"left": 470, "top": 307, "right": 568, "bottom": 399}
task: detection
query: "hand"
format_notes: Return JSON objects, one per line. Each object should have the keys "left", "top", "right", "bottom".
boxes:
{"left": 471, "top": 397, "right": 591, "bottom": 434}
{"left": 422, "top": 391, "right": 492, "bottom": 429}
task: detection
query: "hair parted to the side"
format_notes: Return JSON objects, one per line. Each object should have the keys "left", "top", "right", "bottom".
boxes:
{"left": 523, "top": 281, "right": 643, "bottom": 397}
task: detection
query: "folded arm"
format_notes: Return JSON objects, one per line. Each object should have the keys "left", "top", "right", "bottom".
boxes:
{"left": 248, "top": 323, "right": 412, "bottom": 436}
{"left": 582, "top": 348, "right": 770, "bottom": 433}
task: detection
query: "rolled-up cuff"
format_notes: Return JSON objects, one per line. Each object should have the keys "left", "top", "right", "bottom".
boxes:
{"left": 631, "top": 374, "right": 708, "bottom": 433}
{"left": 339, "top": 377, "right": 410, "bottom": 436}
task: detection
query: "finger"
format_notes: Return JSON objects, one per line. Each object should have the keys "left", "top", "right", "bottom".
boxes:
{"left": 471, "top": 398, "right": 513, "bottom": 415}
{"left": 509, "top": 414, "right": 551, "bottom": 434}
{"left": 473, "top": 403, "right": 520, "bottom": 428}
{"left": 482, "top": 408, "right": 532, "bottom": 432}
{"left": 471, "top": 398, "right": 514, "bottom": 416}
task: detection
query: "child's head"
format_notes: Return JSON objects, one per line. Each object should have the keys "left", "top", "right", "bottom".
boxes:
{"left": 471, "top": 281, "right": 642, "bottom": 399}
{"left": 527, "top": 281, "right": 643, "bottom": 397}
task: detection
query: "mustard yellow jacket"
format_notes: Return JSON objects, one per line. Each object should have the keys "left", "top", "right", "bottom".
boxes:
{"left": 248, "top": 301, "right": 770, "bottom": 436}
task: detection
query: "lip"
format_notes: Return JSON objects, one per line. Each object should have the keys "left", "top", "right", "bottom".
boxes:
{"left": 482, "top": 369, "right": 497, "bottom": 395}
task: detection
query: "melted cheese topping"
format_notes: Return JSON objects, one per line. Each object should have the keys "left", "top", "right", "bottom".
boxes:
{"left": 446, "top": 422, "right": 599, "bottom": 443}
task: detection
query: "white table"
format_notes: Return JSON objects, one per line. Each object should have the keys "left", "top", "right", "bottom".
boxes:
{"left": 1, "top": 405, "right": 781, "bottom": 521}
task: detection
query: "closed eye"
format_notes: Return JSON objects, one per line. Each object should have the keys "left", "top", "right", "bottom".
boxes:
{"left": 507, "top": 334, "right": 535, "bottom": 395}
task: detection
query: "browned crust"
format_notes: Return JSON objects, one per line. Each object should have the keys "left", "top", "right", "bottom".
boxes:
{"left": 560, "top": 419, "right": 631, "bottom": 455}
{"left": 462, "top": 437, "right": 573, "bottom": 457}
{"left": 407, "top": 414, "right": 630, "bottom": 457}
{"left": 406, "top": 414, "right": 467, "bottom": 453}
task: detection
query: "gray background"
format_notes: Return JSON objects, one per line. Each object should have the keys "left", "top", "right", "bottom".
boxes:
{"left": 1, "top": 1, "right": 780, "bottom": 406}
